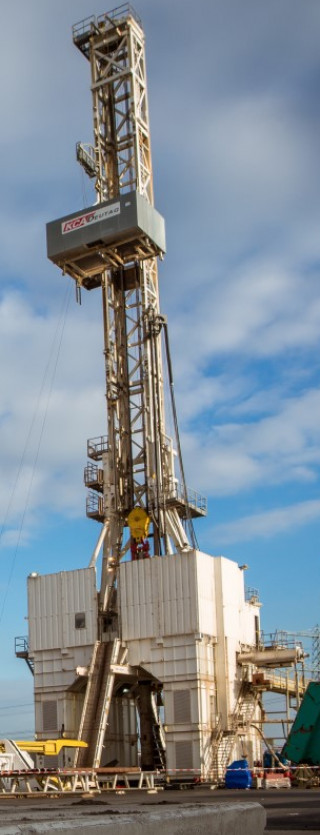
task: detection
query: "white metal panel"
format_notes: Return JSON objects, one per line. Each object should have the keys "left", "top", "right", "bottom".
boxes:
{"left": 196, "top": 552, "right": 217, "bottom": 637}
{"left": 160, "top": 552, "right": 196, "bottom": 635}
{"left": 121, "top": 552, "right": 193, "bottom": 639}
{"left": 139, "top": 557, "right": 157, "bottom": 638}
{"left": 163, "top": 639, "right": 199, "bottom": 680}
{"left": 28, "top": 568, "right": 98, "bottom": 651}
{"left": 219, "top": 557, "right": 244, "bottom": 637}
{"left": 32, "top": 643, "right": 95, "bottom": 695}
{"left": 240, "top": 601, "right": 261, "bottom": 646}
{"left": 28, "top": 573, "right": 62, "bottom": 652}
{"left": 61, "top": 568, "right": 98, "bottom": 647}
{"left": 120, "top": 551, "right": 218, "bottom": 642}
{"left": 119, "top": 560, "right": 157, "bottom": 640}
{"left": 160, "top": 556, "right": 176, "bottom": 634}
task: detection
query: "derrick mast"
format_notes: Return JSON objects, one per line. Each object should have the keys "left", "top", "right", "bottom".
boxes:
{"left": 47, "top": 6, "right": 204, "bottom": 607}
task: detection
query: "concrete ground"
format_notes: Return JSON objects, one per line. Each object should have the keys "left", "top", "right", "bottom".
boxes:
{"left": 215, "top": 787, "right": 320, "bottom": 831}
{"left": 0, "top": 791, "right": 265, "bottom": 835}
{"left": 0, "top": 786, "right": 318, "bottom": 832}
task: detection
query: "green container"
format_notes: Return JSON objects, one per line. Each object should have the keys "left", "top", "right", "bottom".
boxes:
{"left": 282, "top": 682, "right": 320, "bottom": 764}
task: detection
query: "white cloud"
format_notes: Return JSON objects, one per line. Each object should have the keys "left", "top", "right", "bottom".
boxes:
{"left": 166, "top": 258, "right": 320, "bottom": 413}
{"left": 180, "top": 387, "right": 320, "bottom": 497}
{"left": 208, "top": 93, "right": 318, "bottom": 208}
{"left": 210, "top": 499, "right": 320, "bottom": 545}
{"left": 0, "top": 291, "right": 105, "bottom": 529}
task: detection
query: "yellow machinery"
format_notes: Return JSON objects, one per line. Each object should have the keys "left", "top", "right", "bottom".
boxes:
{"left": 8, "top": 739, "right": 87, "bottom": 756}
{"left": 127, "top": 507, "right": 150, "bottom": 542}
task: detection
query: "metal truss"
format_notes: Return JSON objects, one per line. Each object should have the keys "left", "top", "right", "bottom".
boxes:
{"left": 73, "top": 6, "right": 191, "bottom": 574}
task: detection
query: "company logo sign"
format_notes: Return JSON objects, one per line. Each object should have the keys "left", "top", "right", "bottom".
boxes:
{"left": 61, "top": 202, "right": 120, "bottom": 234}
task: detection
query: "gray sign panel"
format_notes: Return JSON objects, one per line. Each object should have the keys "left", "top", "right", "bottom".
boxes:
{"left": 46, "top": 191, "right": 166, "bottom": 287}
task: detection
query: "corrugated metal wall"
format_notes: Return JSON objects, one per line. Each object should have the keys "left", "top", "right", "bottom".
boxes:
{"left": 119, "top": 551, "right": 217, "bottom": 640}
{"left": 28, "top": 568, "right": 98, "bottom": 652}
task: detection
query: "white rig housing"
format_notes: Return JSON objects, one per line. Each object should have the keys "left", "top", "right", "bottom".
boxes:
{"left": 28, "top": 553, "right": 262, "bottom": 777}
{"left": 119, "top": 551, "right": 261, "bottom": 774}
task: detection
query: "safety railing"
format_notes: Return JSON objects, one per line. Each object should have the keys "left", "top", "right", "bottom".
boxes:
{"left": 73, "top": 5, "right": 141, "bottom": 44}
{"left": 76, "top": 143, "right": 96, "bottom": 179}
{"left": 87, "top": 436, "right": 108, "bottom": 460}
{"left": 168, "top": 482, "right": 207, "bottom": 515}
{"left": 86, "top": 491, "right": 104, "bottom": 520}
{"left": 15, "top": 636, "right": 29, "bottom": 655}
{"left": 84, "top": 463, "right": 104, "bottom": 490}
{"left": 260, "top": 630, "right": 304, "bottom": 651}
{"left": 245, "top": 586, "right": 260, "bottom": 603}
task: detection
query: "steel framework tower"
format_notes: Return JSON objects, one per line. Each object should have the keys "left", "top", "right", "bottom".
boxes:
{"left": 45, "top": 5, "right": 207, "bottom": 768}
{"left": 18, "top": 6, "right": 296, "bottom": 779}
{"left": 48, "top": 5, "right": 206, "bottom": 612}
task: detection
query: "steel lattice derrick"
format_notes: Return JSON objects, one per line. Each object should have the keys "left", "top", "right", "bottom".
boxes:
{"left": 71, "top": 8, "right": 193, "bottom": 579}
{"left": 87, "top": 12, "right": 152, "bottom": 203}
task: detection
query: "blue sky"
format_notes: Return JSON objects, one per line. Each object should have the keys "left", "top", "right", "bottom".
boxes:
{"left": 0, "top": 0, "right": 319, "bottom": 736}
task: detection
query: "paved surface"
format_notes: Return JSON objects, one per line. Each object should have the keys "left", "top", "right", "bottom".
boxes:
{"left": 0, "top": 799, "right": 266, "bottom": 835}
{"left": 0, "top": 787, "right": 318, "bottom": 832}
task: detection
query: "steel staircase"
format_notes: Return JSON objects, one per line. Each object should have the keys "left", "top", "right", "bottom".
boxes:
{"left": 15, "top": 636, "right": 34, "bottom": 676}
{"left": 210, "top": 678, "right": 260, "bottom": 783}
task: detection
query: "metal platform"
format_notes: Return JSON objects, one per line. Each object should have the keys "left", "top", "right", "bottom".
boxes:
{"left": 14, "top": 636, "right": 34, "bottom": 675}
{"left": 46, "top": 191, "right": 166, "bottom": 288}
{"left": 166, "top": 483, "right": 207, "bottom": 519}
{"left": 86, "top": 491, "right": 104, "bottom": 522}
{"left": 72, "top": 6, "right": 142, "bottom": 59}
{"left": 84, "top": 463, "right": 104, "bottom": 492}
{"left": 0, "top": 766, "right": 161, "bottom": 796}
{"left": 87, "top": 436, "right": 109, "bottom": 460}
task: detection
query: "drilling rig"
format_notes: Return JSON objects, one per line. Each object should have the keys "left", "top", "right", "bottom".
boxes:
{"left": 48, "top": 3, "right": 204, "bottom": 601}
{"left": 22, "top": 5, "right": 271, "bottom": 781}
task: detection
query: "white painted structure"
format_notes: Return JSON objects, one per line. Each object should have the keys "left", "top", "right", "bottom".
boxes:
{"left": 119, "top": 551, "right": 262, "bottom": 775}
{"left": 27, "top": 552, "right": 262, "bottom": 778}
{"left": 28, "top": 569, "right": 98, "bottom": 751}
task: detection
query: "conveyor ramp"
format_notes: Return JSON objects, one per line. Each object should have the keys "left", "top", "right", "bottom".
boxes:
{"left": 76, "top": 639, "right": 120, "bottom": 768}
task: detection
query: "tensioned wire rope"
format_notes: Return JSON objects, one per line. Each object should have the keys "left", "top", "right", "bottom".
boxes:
{"left": 0, "top": 283, "right": 72, "bottom": 623}
{"left": 0, "top": 703, "right": 35, "bottom": 734}
{"left": 0, "top": 702, "right": 34, "bottom": 711}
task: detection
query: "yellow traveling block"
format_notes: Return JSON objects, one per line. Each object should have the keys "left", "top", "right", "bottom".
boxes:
{"left": 127, "top": 507, "right": 150, "bottom": 542}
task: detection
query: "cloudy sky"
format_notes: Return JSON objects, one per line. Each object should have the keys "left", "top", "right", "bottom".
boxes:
{"left": 0, "top": 0, "right": 319, "bottom": 735}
